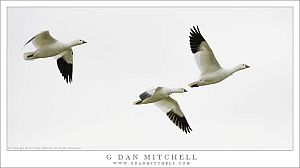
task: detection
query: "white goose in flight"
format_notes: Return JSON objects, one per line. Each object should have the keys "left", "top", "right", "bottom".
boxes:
{"left": 134, "top": 87, "right": 192, "bottom": 134}
{"left": 23, "top": 31, "right": 87, "bottom": 83}
{"left": 188, "top": 26, "right": 250, "bottom": 87}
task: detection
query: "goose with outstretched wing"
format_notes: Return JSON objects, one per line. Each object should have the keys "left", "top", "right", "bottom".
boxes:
{"left": 134, "top": 87, "right": 192, "bottom": 134}
{"left": 23, "top": 30, "right": 87, "bottom": 83}
{"left": 188, "top": 26, "right": 250, "bottom": 87}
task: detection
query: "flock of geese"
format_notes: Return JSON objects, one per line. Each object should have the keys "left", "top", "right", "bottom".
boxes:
{"left": 23, "top": 26, "right": 249, "bottom": 134}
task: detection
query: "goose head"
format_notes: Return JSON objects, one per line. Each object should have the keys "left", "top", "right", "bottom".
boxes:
{"left": 75, "top": 39, "right": 87, "bottom": 45}
{"left": 239, "top": 64, "right": 250, "bottom": 70}
{"left": 69, "top": 39, "right": 87, "bottom": 47}
{"left": 171, "top": 87, "right": 188, "bottom": 94}
{"left": 228, "top": 64, "right": 250, "bottom": 76}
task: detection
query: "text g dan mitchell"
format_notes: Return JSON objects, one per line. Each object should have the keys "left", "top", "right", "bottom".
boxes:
{"left": 106, "top": 154, "right": 198, "bottom": 161}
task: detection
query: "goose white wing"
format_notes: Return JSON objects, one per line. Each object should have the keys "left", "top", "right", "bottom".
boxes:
{"left": 139, "top": 87, "right": 162, "bottom": 100}
{"left": 57, "top": 49, "right": 73, "bottom": 83}
{"left": 25, "top": 31, "right": 57, "bottom": 49}
{"left": 189, "top": 26, "right": 221, "bottom": 75}
{"left": 154, "top": 96, "right": 192, "bottom": 134}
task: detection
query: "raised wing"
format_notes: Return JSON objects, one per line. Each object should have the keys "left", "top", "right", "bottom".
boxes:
{"left": 189, "top": 26, "right": 221, "bottom": 75}
{"left": 154, "top": 96, "right": 192, "bottom": 134}
{"left": 139, "top": 87, "right": 162, "bottom": 100}
{"left": 57, "top": 49, "right": 73, "bottom": 83}
{"left": 24, "top": 31, "right": 57, "bottom": 49}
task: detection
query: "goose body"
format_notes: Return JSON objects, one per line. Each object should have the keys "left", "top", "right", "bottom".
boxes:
{"left": 188, "top": 26, "right": 249, "bottom": 87}
{"left": 29, "top": 41, "right": 67, "bottom": 59}
{"left": 134, "top": 87, "right": 192, "bottom": 134}
{"left": 134, "top": 87, "right": 173, "bottom": 104}
{"left": 23, "top": 30, "right": 87, "bottom": 83}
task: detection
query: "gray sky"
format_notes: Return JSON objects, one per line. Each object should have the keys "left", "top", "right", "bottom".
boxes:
{"left": 7, "top": 7, "right": 293, "bottom": 150}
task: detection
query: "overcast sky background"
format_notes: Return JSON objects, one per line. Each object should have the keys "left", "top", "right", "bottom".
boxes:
{"left": 7, "top": 7, "right": 293, "bottom": 150}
